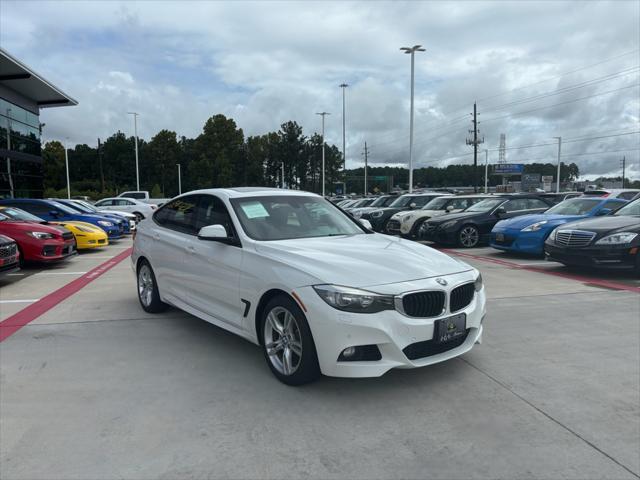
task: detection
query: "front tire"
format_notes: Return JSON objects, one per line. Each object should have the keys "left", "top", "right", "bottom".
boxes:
{"left": 137, "top": 260, "right": 168, "bottom": 313}
{"left": 458, "top": 225, "right": 480, "bottom": 248}
{"left": 260, "top": 295, "right": 320, "bottom": 386}
{"left": 409, "top": 218, "right": 428, "bottom": 239}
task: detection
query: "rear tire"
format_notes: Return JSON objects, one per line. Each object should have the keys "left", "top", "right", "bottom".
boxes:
{"left": 137, "top": 260, "right": 168, "bottom": 313}
{"left": 260, "top": 295, "right": 320, "bottom": 386}
{"left": 458, "top": 225, "right": 480, "bottom": 248}
{"left": 133, "top": 211, "right": 144, "bottom": 222}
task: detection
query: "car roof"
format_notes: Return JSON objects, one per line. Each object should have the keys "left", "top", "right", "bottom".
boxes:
{"left": 184, "top": 188, "right": 320, "bottom": 199}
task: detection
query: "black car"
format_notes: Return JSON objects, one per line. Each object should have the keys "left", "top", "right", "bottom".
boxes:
{"left": 360, "top": 193, "right": 446, "bottom": 232}
{"left": 419, "top": 195, "right": 552, "bottom": 248}
{"left": 544, "top": 198, "right": 640, "bottom": 273}
{"left": 537, "top": 192, "right": 582, "bottom": 205}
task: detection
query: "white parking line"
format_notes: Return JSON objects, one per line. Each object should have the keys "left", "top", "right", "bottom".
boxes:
{"left": 0, "top": 299, "right": 39, "bottom": 304}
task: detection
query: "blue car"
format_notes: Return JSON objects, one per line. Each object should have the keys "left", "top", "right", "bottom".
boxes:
{"left": 0, "top": 199, "right": 124, "bottom": 239}
{"left": 53, "top": 198, "right": 131, "bottom": 234}
{"left": 490, "top": 197, "right": 627, "bottom": 255}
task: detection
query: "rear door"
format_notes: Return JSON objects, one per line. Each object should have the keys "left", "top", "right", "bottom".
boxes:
{"left": 182, "top": 194, "right": 244, "bottom": 327}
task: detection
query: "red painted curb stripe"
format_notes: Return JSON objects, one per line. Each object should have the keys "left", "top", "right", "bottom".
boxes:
{"left": 440, "top": 248, "right": 640, "bottom": 294}
{"left": 0, "top": 247, "right": 133, "bottom": 342}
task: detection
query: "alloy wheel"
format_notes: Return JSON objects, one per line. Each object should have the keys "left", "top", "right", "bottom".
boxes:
{"left": 263, "top": 306, "right": 303, "bottom": 376}
{"left": 138, "top": 264, "right": 154, "bottom": 307}
{"left": 459, "top": 226, "right": 479, "bottom": 248}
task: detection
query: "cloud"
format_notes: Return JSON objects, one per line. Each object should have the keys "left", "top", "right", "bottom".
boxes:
{"left": 1, "top": 0, "right": 638, "bottom": 180}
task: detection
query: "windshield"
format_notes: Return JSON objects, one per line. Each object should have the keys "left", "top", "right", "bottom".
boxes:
{"left": 60, "top": 200, "right": 93, "bottom": 214}
{"left": 48, "top": 201, "right": 80, "bottom": 215}
{"left": 230, "top": 195, "right": 364, "bottom": 241}
{"left": 422, "top": 197, "right": 451, "bottom": 210}
{"left": 75, "top": 200, "right": 98, "bottom": 212}
{"left": 466, "top": 198, "right": 506, "bottom": 212}
{"left": 370, "top": 196, "right": 392, "bottom": 207}
{"left": 0, "top": 207, "right": 44, "bottom": 222}
{"left": 389, "top": 195, "right": 413, "bottom": 208}
{"left": 545, "top": 198, "right": 600, "bottom": 216}
{"left": 614, "top": 198, "right": 640, "bottom": 216}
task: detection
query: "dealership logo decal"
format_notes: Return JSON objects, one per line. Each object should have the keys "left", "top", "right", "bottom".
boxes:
{"left": 436, "top": 278, "right": 448, "bottom": 286}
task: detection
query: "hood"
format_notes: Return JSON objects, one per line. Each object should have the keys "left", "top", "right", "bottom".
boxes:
{"left": 557, "top": 215, "right": 640, "bottom": 234}
{"left": 254, "top": 233, "right": 472, "bottom": 288}
{"left": 497, "top": 213, "right": 585, "bottom": 230}
{"left": 0, "top": 220, "right": 65, "bottom": 235}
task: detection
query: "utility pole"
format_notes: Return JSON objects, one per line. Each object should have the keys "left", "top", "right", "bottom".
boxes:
{"left": 64, "top": 138, "right": 71, "bottom": 199}
{"left": 5, "top": 108, "right": 13, "bottom": 198}
{"left": 176, "top": 163, "right": 182, "bottom": 195}
{"left": 316, "top": 112, "right": 330, "bottom": 197}
{"left": 339, "top": 83, "right": 348, "bottom": 171}
{"left": 621, "top": 156, "right": 626, "bottom": 188}
{"left": 484, "top": 149, "right": 489, "bottom": 193}
{"left": 362, "top": 142, "right": 370, "bottom": 195}
{"left": 553, "top": 136, "right": 562, "bottom": 193}
{"left": 127, "top": 112, "right": 140, "bottom": 191}
{"left": 400, "top": 45, "right": 425, "bottom": 193}
{"left": 466, "top": 102, "right": 484, "bottom": 193}
{"left": 97, "top": 138, "right": 105, "bottom": 193}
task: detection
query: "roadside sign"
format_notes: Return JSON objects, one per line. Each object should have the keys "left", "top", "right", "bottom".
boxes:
{"left": 494, "top": 163, "right": 524, "bottom": 175}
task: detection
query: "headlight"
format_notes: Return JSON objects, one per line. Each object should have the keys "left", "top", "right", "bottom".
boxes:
{"left": 440, "top": 220, "right": 458, "bottom": 230}
{"left": 402, "top": 215, "right": 413, "bottom": 223}
{"left": 97, "top": 220, "right": 113, "bottom": 227}
{"left": 521, "top": 220, "right": 548, "bottom": 232}
{"left": 27, "top": 231, "right": 55, "bottom": 240}
{"left": 313, "top": 285, "right": 395, "bottom": 313}
{"left": 595, "top": 232, "right": 638, "bottom": 245}
{"left": 371, "top": 210, "right": 384, "bottom": 218}
{"left": 549, "top": 228, "right": 558, "bottom": 241}
{"left": 474, "top": 272, "right": 483, "bottom": 292}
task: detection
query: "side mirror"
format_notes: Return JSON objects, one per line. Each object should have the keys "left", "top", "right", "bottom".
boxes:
{"left": 495, "top": 207, "right": 507, "bottom": 217}
{"left": 359, "top": 219, "right": 373, "bottom": 230}
{"left": 198, "top": 224, "right": 232, "bottom": 243}
{"left": 596, "top": 208, "right": 612, "bottom": 216}
{"left": 409, "top": 202, "right": 417, "bottom": 209}
{"left": 446, "top": 205, "right": 455, "bottom": 212}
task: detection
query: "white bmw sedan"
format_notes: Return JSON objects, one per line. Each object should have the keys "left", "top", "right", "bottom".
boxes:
{"left": 132, "top": 188, "right": 486, "bottom": 385}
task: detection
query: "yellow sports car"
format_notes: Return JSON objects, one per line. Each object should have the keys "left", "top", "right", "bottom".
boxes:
{"left": 50, "top": 221, "right": 109, "bottom": 250}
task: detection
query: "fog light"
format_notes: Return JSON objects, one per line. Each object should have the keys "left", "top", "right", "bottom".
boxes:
{"left": 342, "top": 346, "right": 356, "bottom": 358}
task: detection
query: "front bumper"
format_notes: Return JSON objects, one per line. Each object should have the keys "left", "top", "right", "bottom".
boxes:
{"left": 76, "top": 233, "right": 109, "bottom": 250}
{"left": 490, "top": 228, "right": 545, "bottom": 255}
{"left": 294, "top": 271, "right": 486, "bottom": 378}
{"left": 545, "top": 242, "right": 638, "bottom": 270}
{"left": 30, "top": 239, "right": 77, "bottom": 262}
{"left": 420, "top": 223, "right": 457, "bottom": 244}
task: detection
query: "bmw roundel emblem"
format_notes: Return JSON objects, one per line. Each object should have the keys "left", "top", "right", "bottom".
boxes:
{"left": 436, "top": 278, "right": 448, "bottom": 286}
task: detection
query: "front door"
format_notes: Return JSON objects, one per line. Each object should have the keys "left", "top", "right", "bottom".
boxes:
{"left": 182, "top": 194, "right": 244, "bottom": 327}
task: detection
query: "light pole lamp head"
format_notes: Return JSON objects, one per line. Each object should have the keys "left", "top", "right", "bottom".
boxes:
{"left": 339, "top": 83, "right": 348, "bottom": 88}
{"left": 400, "top": 45, "right": 425, "bottom": 54}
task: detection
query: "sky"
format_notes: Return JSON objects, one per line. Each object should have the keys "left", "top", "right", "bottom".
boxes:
{"left": 1, "top": 0, "right": 639, "bottom": 180}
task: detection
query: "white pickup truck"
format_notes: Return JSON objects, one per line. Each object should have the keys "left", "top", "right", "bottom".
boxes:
{"left": 117, "top": 191, "right": 169, "bottom": 206}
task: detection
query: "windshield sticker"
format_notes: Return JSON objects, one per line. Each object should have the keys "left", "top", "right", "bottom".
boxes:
{"left": 241, "top": 201, "right": 270, "bottom": 219}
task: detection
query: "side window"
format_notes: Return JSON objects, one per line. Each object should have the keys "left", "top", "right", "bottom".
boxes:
{"left": 23, "top": 202, "right": 52, "bottom": 216}
{"left": 413, "top": 196, "right": 433, "bottom": 207}
{"left": 194, "top": 195, "right": 235, "bottom": 236}
{"left": 603, "top": 200, "right": 623, "bottom": 210}
{"left": 97, "top": 199, "right": 113, "bottom": 207}
{"left": 618, "top": 192, "right": 637, "bottom": 200}
{"left": 526, "top": 199, "right": 550, "bottom": 210}
{"left": 449, "top": 198, "right": 469, "bottom": 210}
{"left": 503, "top": 199, "right": 528, "bottom": 212}
{"left": 153, "top": 196, "right": 198, "bottom": 234}
{"left": 115, "top": 199, "right": 131, "bottom": 206}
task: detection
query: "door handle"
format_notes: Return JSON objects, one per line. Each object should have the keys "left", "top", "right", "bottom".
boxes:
{"left": 153, "top": 233, "right": 160, "bottom": 240}
{"left": 185, "top": 245, "right": 195, "bottom": 254}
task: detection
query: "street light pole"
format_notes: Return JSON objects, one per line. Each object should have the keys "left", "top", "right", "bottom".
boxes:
{"left": 316, "top": 112, "right": 330, "bottom": 197}
{"left": 128, "top": 112, "right": 140, "bottom": 191}
{"left": 484, "top": 149, "right": 489, "bottom": 193}
{"left": 339, "top": 83, "right": 348, "bottom": 171}
{"left": 65, "top": 138, "right": 71, "bottom": 199}
{"left": 400, "top": 45, "right": 425, "bottom": 193}
{"left": 553, "top": 136, "right": 562, "bottom": 193}
{"left": 5, "top": 108, "right": 14, "bottom": 198}
{"left": 176, "top": 163, "right": 182, "bottom": 195}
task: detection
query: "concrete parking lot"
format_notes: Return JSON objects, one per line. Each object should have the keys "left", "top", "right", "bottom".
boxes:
{"left": 1, "top": 238, "right": 638, "bottom": 480}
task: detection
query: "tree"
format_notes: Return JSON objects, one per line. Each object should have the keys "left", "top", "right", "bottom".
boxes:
{"left": 145, "top": 129, "right": 180, "bottom": 196}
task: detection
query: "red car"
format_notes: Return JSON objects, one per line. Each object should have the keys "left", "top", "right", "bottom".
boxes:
{"left": 0, "top": 233, "right": 20, "bottom": 275}
{"left": 0, "top": 206, "right": 77, "bottom": 264}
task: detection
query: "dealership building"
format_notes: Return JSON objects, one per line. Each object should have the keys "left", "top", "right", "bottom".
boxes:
{"left": 0, "top": 48, "right": 77, "bottom": 198}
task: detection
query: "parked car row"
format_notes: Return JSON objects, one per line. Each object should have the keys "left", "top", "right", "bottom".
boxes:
{"left": 0, "top": 198, "right": 138, "bottom": 275}
{"left": 363, "top": 190, "right": 640, "bottom": 274}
